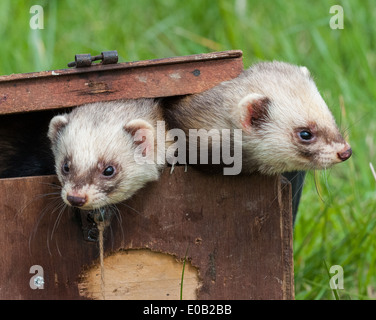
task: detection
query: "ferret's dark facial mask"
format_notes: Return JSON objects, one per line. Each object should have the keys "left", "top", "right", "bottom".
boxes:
{"left": 56, "top": 155, "right": 124, "bottom": 209}
{"left": 48, "top": 101, "right": 162, "bottom": 210}
{"left": 163, "top": 61, "right": 352, "bottom": 176}
{"left": 236, "top": 64, "right": 351, "bottom": 174}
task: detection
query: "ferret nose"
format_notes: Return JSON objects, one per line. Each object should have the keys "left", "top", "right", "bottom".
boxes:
{"left": 337, "top": 147, "right": 352, "bottom": 162}
{"left": 67, "top": 195, "right": 87, "bottom": 207}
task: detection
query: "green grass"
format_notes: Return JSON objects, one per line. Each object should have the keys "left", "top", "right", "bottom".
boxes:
{"left": 1, "top": 0, "right": 376, "bottom": 299}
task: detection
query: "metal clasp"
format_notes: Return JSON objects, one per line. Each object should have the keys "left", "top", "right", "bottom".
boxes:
{"left": 68, "top": 50, "right": 118, "bottom": 68}
{"left": 75, "top": 207, "right": 114, "bottom": 242}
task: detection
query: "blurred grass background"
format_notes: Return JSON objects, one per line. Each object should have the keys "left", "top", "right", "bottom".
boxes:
{"left": 1, "top": 0, "right": 375, "bottom": 299}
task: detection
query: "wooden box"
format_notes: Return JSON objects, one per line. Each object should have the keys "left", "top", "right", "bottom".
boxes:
{"left": 0, "top": 51, "right": 294, "bottom": 300}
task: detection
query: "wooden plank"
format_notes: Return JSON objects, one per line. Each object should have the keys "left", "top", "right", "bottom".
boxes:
{"left": 0, "top": 167, "right": 293, "bottom": 300}
{"left": 280, "top": 176, "right": 294, "bottom": 299}
{"left": 0, "top": 50, "right": 243, "bottom": 115}
{"left": 78, "top": 249, "right": 200, "bottom": 300}
{"left": 0, "top": 175, "right": 93, "bottom": 299}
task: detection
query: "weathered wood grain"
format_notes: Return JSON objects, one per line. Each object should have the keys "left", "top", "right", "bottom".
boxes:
{"left": 0, "top": 168, "right": 293, "bottom": 299}
{"left": 78, "top": 249, "right": 200, "bottom": 300}
{"left": 0, "top": 50, "right": 294, "bottom": 300}
{"left": 0, "top": 51, "right": 243, "bottom": 115}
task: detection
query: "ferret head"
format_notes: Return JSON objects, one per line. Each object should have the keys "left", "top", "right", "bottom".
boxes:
{"left": 48, "top": 103, "right": 160, "bottom": 210}
{"left": 236, "top": 61, "right": 352, "bottom": 174}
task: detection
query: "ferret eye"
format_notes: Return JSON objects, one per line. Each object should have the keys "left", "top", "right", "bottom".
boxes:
{"left": 299, "top": 130, "right": 313, "bottom": 141}
{"left": 103, "top": 166, "right": 115, "bottom": 177}
{"left": 62, "top": 162, "right": 70, "bottom": 174}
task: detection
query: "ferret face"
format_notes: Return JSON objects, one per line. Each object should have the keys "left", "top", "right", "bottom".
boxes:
{"left": 48, "top": 104, "right": 160, "bottom": 210}
{"left": 238, "top": 62, "right": 352, "bottom": 174}
{"left": 253, "top": 111, "right": 352, "bottom": 174}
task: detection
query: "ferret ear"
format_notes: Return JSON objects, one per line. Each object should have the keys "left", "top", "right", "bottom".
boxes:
{"left": 48, "top": 115, "right": 69, "bottom": 143}
{"left": 124, "top": 119, "right": 154, "bottom": 145}
{"left": 124, "top": 119, "right": 155, "bottom": 159}
{"left": 124, "top": 119, "right": 154, "bottom": 137}
{"left": 237, "top": 93, "right": 270, "bottom": 132}
{"left": 299, "top": 66, "right": 310, "bottom": 77}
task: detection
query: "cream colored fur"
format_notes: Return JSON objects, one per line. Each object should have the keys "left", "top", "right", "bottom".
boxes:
{"left": 48, "top": 99, "right": 167, "bottom": 210}
{"left": 164, "top": 61, "right": 351, "bottom": 174}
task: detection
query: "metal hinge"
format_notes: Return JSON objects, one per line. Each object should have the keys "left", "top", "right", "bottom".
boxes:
{"left": 68, "top": 50, "right": 118, "bottom": 68}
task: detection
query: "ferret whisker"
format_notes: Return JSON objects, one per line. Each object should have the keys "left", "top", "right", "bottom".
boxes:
{"left": 339, "top": 113, "right": 369, "bottom": 142}
{"left": 47, "top": 201, "right": 67, "bottom": 256}
{"left": 289, "top": 172, "right": 306, "bottom": 206}
{"left": 111, "top": 204, "right": 125, "bottom": 245}
{"left": 15, "top": 191, "right": 61, "bottom": 221}
{"left": 324, "top": 167, "right": 330, "bottom": 188}
{"left": 34, "top": 192, "right": 62, "bottom": 200}
{"left": 108, "top": 204, "right": 122, "bottom": 225}
{"left": 91, "top": 203, "right": 126, "bottom": 247}
{"left": 121, "top": 202, "right": 141, "bottom": 216}
{"left": 35, "top": 181, "right": 62, "bottom": 190}
{"left": 313, "top": 170, "right": 326, "bottom": 204}
{"left": 50, "top": 201, "right": 67, "bottom": 242}
{"left": 112, "top": 198, "right": 141, "bottom": 216}
{"left": 339, "top": 124, "right": 352, "bottom": 140}
{"left": 106, "top": 204, "right": 123, "bottom": 249}
{"left": 54, "top": 237, "right": 63, "bottom": 258}
{"left": 346, "top": 112, "right": 371, "bottom": 130}
{"left": 268, "top": 171, "right": 306, "bottom": 211}
{"left": 291, "top": 182, "right": 305, "bottom": 210}
{"left": 28, "top": 197, "right": 63, "bottom": 256}
{"left": 322, "top": 167, "right": 333, "bottom": 203}
{"left": 267, "top": 173, "right": 297, "bottom": 210}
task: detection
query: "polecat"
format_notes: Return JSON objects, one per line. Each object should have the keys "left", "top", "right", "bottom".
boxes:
{"left": 48, "top": 99, "right": 168, "bottom": 210}
{"left": 163, "top": 61, "right": 352, "bottom": 175}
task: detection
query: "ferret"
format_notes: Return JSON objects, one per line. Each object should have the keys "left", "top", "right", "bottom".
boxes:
{"left": 163, "top": 61, "right": 352, "bottom": 175}
{"left": 48, "top": 99, "right": 167, "bottom": 210}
